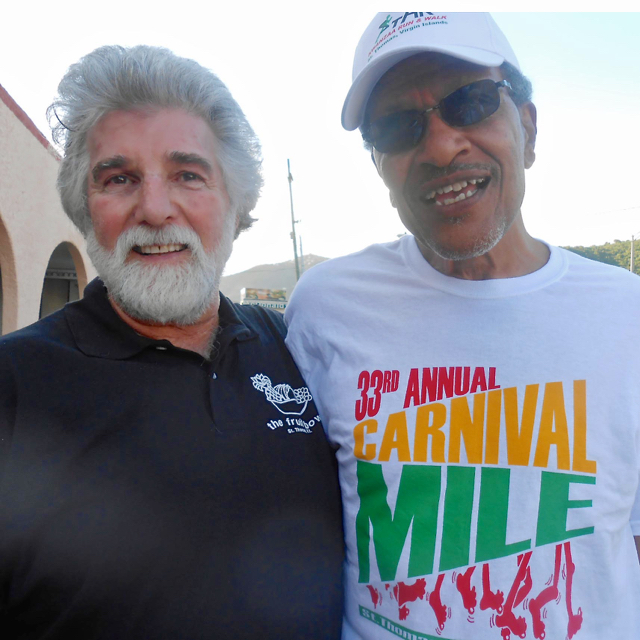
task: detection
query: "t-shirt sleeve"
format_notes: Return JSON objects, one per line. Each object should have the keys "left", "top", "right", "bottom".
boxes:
{"left": 284, "top": 295, "right": 314, "bottom": 383}
{"left": 284, "top": 279, "right": 331, "bottom": 437}
{"left": 284, "top": 273, "right": 320, "bottom": 374}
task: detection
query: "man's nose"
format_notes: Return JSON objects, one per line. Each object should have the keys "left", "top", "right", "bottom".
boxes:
{"left": 134, "top": 176, "right": 176, "bottom": 226}
{"left": 413, "top": 111, "right": 472, "bottom": 167}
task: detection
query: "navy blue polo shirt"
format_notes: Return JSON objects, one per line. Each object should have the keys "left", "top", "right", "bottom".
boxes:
{"left": 0, "top": 279, "right": 343, "bottom": 639}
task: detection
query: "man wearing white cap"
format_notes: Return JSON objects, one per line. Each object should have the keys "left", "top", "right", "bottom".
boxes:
{"left": 286, "top": 12, "right": 640, "bottom": 640}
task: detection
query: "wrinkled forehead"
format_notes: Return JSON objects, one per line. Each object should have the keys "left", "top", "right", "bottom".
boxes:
{"left": 365, "top": 52, "right": 500, "bottom": 121}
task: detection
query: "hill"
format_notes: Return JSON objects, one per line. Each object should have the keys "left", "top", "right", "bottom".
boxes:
{"left": 220, "top": 254, "right": 328, "bottom": 303}
{"left": 563, "top": 239, "right": 639, "bottom": 275}
{"left": 221, "top": 241, "right": 638, "bottom": 304}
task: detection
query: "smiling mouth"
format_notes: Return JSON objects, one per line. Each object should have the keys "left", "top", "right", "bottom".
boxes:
{"left": 132, "top": 243, "right": 188, "bottom": 255}
{"left": 423, "top": 177, "right": 490, "bottom": 206}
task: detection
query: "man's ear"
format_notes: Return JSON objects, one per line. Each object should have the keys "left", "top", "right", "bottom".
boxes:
{"left": 520, "top": 102, "right": 537, "bottom": 169}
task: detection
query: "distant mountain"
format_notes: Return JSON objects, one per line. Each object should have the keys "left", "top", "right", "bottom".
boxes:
{"left": 222, "top": 242, "right": 638, "bottom": 304}
{"left": 220, "top": 254, "right": 328, "bottom": 303}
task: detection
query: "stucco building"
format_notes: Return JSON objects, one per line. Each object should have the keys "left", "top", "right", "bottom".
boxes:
{"left": 0, "top": 83, "right": 96, "bottom": 335}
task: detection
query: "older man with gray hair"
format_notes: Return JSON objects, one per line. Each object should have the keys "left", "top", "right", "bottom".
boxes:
{"left": 0, "top": 46, "right": 343, "bottom": 639}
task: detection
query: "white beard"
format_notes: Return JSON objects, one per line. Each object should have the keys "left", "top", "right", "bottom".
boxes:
{"left": 86, "top": 217, "right": 235, "bottom": 326}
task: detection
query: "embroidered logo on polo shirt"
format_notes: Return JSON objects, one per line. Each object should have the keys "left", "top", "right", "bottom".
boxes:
{"left": 251, "top": 373, "right": 312, "bottom": 417}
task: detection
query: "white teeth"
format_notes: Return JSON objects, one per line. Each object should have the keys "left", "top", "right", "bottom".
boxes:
{"left": 427, "top": 178, "right": 485, "bottom": 202}
{"left": 442, "top": 193, "right": 466, "bottom": 205}
{"left": 439, "top": 187, "right": 479, "bottom": 207}
{"left": 138, "top": 243, "right": 185, "bottom": 255}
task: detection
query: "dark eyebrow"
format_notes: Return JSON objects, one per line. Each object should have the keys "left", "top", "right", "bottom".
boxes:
{"left": 168, "top": 151, "right": 213, "bottom": 173}
{"left": 91, "top": 155, "right": 127, "bottom": 183}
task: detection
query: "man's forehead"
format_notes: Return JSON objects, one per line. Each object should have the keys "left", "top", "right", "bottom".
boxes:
{"left": 87, "top": 108, "right": 217, "bottom": 158}
{"left": 88, "top": 107, "right": 213, "bottom": 144}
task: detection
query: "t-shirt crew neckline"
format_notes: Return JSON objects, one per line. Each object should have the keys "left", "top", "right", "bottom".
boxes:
{"left": 401, "top": 234, "right": 567, "bottom": 299}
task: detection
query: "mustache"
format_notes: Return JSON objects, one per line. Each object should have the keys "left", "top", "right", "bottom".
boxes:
{"left": 111, "top": 225, "right": 206, "bottom": 263}
{"left": 412, "top": 162, "right": 497, "bottom": 183}
{"left": 115, "top": 225, "right": 202, "bottom": 252}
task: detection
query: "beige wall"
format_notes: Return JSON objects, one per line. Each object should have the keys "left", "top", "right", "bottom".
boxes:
{"left": 0, "top": 84, "right": 96, "bottom": 335}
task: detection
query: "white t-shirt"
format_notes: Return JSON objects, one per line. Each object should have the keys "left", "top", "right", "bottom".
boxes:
{"left": 285, "top": 236, "right": 640, "bottom": 640}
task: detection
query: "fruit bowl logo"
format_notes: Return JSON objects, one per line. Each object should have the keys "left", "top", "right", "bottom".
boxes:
{"left": 251, "top": 373, "right": 312, "bottom": 416}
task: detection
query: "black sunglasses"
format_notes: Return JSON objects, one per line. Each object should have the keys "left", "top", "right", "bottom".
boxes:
{"left": 363, "top": 79, "right": 513, "bottom": 154}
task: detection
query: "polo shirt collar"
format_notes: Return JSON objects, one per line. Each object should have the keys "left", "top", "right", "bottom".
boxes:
{"left": 65, "top": 278, "right": 256, "bottom": 360}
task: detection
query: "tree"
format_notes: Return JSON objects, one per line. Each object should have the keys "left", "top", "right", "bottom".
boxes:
{"left": 563, "top": 240, "right": 639, "bottom": 276}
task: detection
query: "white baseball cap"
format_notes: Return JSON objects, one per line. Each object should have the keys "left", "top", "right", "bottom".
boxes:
{"left": 342, "top": 12, "right": 520, "bottom": 131}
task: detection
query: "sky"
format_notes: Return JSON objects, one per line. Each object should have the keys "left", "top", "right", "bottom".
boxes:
{"left": 1, "top": 5, "right": 639, "bottom": 276}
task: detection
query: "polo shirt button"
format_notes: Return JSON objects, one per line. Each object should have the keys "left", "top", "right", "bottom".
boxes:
{"left": 156, "top": 346, "right": 168, "bottom": 351}
{"left": 212, "top": 372, "right": 217, "bottom": 379}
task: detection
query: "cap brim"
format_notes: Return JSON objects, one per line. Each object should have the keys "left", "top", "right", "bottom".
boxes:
{"left": 341, "top": 44, "right": 505, "bottom": 131}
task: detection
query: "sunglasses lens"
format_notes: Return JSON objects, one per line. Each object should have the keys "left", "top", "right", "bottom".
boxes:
{"left": 366, "top": 79, "right": 504, "bottom": 153}
{"left": 368, "top": 111, "right": 424, "bottom": 154}
{"left": 440, "top": 79, "right": 501, "bottom": 127}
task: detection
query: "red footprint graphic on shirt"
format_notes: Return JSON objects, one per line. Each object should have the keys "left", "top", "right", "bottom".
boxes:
{"left": 480, "top": 563, "right": 504, "bottom": 613}
{"left": 393, "top": 578, "right": 427, "bottom": 620}
{"left": 529, "top": 542, "right": 583, "bottom": 639}
{"left": 495, "top": 552, "right": 533, "bottom": 639}
{"left": 428, "top": 573, "right": 450, "bottom": 630}
{"left": 455, "top": 566, "right": 477, "bottom": 614}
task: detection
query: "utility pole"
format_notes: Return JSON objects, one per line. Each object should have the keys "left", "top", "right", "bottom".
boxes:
{"left": 299, "top": 236, "right": 305, "bottom": 276}
{"left": 287, "top": 159, "right": 301, "bottom": 281}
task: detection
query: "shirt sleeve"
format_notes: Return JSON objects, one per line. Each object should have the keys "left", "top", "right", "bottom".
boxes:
{"left": 284, "top": 281, "right": 331, "bottom": 438}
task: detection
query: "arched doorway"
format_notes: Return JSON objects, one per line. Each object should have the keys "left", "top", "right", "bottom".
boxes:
{"left": 39, "top": 242, "right": 81, "bottom": 319}
{"left": 0, "top": 213, "right": 18, "bottom": 335}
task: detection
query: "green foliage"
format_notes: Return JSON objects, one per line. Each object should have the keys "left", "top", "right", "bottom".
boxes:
{"left": 563, "top": 239, "right": 640, "bottom": 276}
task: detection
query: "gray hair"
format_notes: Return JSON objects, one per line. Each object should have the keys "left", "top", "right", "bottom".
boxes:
{"left": 48, "top": 45, "right": 263, "bottom": 236}
{"left": 500, "top": 61, "right": 532, "bottom": 106}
